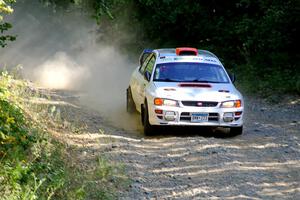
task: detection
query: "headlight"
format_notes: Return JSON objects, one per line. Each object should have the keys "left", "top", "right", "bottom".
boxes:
{"left": 221, "top": 100, "right": 242, "bottom": 108}
{"left": 154, "top": 98, "right": 178, "bottom": 106}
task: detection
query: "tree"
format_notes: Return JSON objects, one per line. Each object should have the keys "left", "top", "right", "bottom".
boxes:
{"left": 39, "top": 0, "right": 123, "bottom": 22}
{"left": 0, "top": 0, "right": 16, "bottom": 47}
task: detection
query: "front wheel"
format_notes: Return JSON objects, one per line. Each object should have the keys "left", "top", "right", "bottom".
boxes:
{"left": 142, "top": 102, "right": 156, "bottom": 136}
{"left": 229, "top": 126, "right": 243, "bottom": 136}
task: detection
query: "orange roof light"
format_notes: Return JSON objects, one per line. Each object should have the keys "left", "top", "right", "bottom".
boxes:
{"left": 176, "top": 47, "right": 198, "bottom": 56}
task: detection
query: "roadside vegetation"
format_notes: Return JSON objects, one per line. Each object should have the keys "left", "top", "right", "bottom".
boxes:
{"left": 0, "top": 69, "right": 128, "bottom": 199}
{"left": 0, "top": 70, "right": 64, "bottom": 199}
{"left": 0, "top": 0, "right": 16, "bottom": 47}
{"left": 130, "top": 1, "right": 299, "bottom": 97}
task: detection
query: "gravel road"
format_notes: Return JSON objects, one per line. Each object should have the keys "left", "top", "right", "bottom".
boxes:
{"left": 51, "top": 90, "right": 300, "bottom": 200}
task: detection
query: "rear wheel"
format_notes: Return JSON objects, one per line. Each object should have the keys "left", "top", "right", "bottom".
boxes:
{"left": 142, "top": 101, "right": 156, "bottom": 136}
{"left": 229, "top": 126, "right": 243, "bottom": 136}
{"left": 126, "top": 87, "right": 135, "bottom": 113}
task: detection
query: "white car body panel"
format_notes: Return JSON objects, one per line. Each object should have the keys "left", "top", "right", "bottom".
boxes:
{"left": 153, "top": 82, "right": 240, "bottom": 101}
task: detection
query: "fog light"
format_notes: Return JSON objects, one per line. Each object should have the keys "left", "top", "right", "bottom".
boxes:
{"left": 223, "top": 112, "right": 234, "bottom": 122}
{"left": 155, "top": 109, "right": 163, "bottom": 114}
{"left": 164, "top": 111, "right": 176, "bottom": 121}
{"left": 235, "top": 111, "right": 242, "bottom": 116}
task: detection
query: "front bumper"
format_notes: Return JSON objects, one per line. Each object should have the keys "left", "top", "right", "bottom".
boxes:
{"left": 148, "top": 105, "right": 243, "bottom": 127}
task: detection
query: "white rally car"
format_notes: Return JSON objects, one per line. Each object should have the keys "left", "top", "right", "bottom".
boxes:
{"left": 127, "top": 47, "right": 244, "bottom": 136}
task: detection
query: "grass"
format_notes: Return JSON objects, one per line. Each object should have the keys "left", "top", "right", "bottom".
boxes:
{"left": 64, "top": 156, "right": 129, "bottom": 200}
{"left": 0, "top": 70, "right": 128, "bottom": 200}
{"left": 231, "top": 64, "right": 300, "bottom": 102}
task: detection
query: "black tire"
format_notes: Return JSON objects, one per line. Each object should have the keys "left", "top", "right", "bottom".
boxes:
{"left": 229, "top": 126, "right": 243, "bottom": 136}
{"left": 126, "top": 87, "right": 136, "bottom": 113}
{"left": 142, "top": 101, "right": 156, "bottom": 136}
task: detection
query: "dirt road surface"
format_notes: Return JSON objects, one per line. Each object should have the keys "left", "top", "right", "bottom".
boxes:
{"left": 49, "top": 90, "right": 300, "bottom": 200}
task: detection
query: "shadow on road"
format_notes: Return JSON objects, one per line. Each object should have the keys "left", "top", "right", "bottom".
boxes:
{"left": 146, "top": 126, "right": 236, "bottom": 139}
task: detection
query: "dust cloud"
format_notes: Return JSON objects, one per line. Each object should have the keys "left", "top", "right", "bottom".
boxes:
{"left": 0, "top": 0, "right": 141, "bottom": 132}
{"left": 33, "top": 52, "right": 90, "bottom": 89}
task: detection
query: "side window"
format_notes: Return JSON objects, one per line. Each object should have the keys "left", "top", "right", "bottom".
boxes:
{"left": 140, "top": 53, "right": 151, "bottom": 66}
{"left": 139, "top": 54, "right": 152, "bottom": 74}
{"left": 145, "top": 56, "right": 156, "bottom": 75}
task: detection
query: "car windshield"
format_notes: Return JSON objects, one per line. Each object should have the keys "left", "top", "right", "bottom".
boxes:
{"left": 153, "top": 62, "right": 230, "bottom": 83}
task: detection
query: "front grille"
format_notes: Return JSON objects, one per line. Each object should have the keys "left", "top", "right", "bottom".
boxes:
{"left": 181, "top": 101, "right": 218, "bottom": 107}
{"left": 180, "top": 112, "right": 219, "bottom": 122}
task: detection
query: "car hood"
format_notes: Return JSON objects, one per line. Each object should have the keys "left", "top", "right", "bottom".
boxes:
{"left": 153, "top": 82, "right": 241, "bottom": 101}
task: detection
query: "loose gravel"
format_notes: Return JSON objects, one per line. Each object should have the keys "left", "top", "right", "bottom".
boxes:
{"left": 51, "top": 90, "right": 300, "bottom": 200}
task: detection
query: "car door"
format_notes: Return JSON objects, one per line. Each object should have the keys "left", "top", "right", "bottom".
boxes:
{"left": 131, "top": 54, "right": 152, "bottom": 109}
{"left": 135, "top": 54, "right": 156, "bottom": 108}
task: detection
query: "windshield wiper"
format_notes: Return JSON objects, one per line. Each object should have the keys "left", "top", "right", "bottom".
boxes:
{"left": 188, "top": 79, "right": 222, "bottom": 83}
{"left": 153, "top": 78, "right": 180, "bottom": 82}
{"left": 154, "top": 78, "right": 226, "bottom": 83}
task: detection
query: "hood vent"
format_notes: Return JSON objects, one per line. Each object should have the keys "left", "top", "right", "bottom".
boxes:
{"left": 218, "top": 89, "right": 230, "bottom": 93}
{"left": 178, "top": 83, "right": 211, "bottom": 88}
{"left": 164, "top": 88, "right": 176, "bottom": 91}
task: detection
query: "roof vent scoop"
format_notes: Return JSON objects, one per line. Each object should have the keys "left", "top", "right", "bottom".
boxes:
{"left": 176, "top": 47, "right": 198, "bottom": 56}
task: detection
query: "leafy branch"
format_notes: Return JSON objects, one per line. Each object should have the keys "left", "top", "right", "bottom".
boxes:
{"left": 0, "top": 0, "right": 16, "bottom": 48}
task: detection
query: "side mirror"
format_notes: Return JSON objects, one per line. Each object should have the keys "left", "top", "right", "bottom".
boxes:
{"left": 144, "top": 71, "right": 151, "bottom": 81}
{"left": 229, "top": 73, "right": 236, "bottom": 83}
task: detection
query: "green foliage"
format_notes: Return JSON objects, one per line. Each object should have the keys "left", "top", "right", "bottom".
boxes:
{"left": 0, "top": 0, "right": 15, "bottom": 17}
{"left": 0, "top": 22, "right": 16, "bottom": 48}
{"left": 133, "top": 0, "right": 299, "bottom": 95}
{"left": 233, "top": 64, "right": 300, "bottom": 100}
{"left": 0, "top": 72, "right": 33, "bottom": 152}
{"left": 0, "top": 71, "right": 66, "bottom": 200}
{"left": 39, "top": 0, "right": 127, "bottom": 22}
{"left": 0, "top": 0, "right": 16, "bottom": 47}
